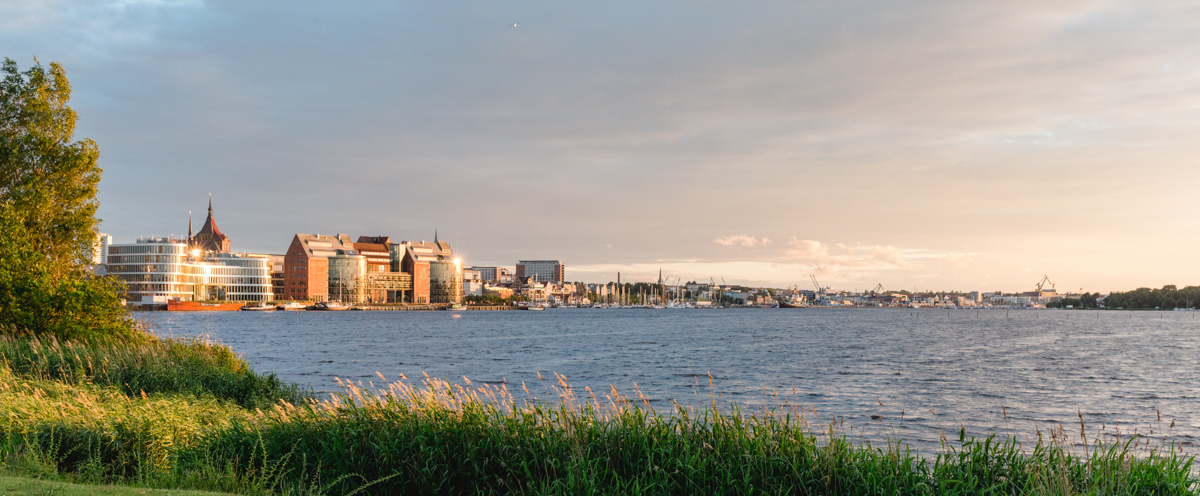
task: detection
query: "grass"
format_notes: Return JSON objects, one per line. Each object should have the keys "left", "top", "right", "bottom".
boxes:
{"left": 0, "top": 472, "right": 235, "bottom": 495}
{"left": 0, "top": 335, "right": 1195, "bottom": 495}
{"left": 0, "top": 335, "right": 308, "bottom": 409}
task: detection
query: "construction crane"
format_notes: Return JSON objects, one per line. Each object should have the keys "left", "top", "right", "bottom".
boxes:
{"left": 870, "top": 283, "right": 884, "bottom": 295}
{"left": 1035, "top": 275, "right": 1055, "bottom": 293}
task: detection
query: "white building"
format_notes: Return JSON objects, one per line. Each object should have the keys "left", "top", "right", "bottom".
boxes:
{"left": 106, "top": 238, "right": 273, "bottom": 304}
{"left": 93, "top": 233, "right": 112, "bottom": 265}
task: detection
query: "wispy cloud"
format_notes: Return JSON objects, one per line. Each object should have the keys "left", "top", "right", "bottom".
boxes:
{"left": 713, "top": 235, "right": 768, "bottom": 247}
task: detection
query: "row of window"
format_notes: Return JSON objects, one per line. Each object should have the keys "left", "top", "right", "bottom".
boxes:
{"left": 109, "top": 245, "right": 185, "bottom": 255}
{"left": 109, "top": 254, "right": 185, "bottom": 264}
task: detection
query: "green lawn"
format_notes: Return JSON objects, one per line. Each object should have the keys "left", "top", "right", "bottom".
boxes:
{"left": 0, "top": 474, "right": 234, "bottom": 496}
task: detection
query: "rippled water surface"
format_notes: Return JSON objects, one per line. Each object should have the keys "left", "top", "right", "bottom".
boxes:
{"left": 145, "top": 308, "right": 1200, "bottom": 454}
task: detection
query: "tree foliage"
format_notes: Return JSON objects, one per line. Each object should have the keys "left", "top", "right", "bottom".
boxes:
{"left": 0, "top": 57, "right": 101, "bottom": 279}
{"left": 0, "top": 58, "right": 133, "bottom": 342}
{"left": 1103, "top": 285, "right": 1200, "bottom": 310}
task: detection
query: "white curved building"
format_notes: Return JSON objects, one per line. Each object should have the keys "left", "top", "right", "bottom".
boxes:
{"left": 106, "top": 238, "right": 273, "bottom": 304}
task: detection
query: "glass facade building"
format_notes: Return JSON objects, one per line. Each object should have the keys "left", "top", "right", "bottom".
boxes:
{"left": 429, "top": 259, "right": 463, "bottom": 304}
{"left": 106, "top": 239, "right": 273, "bottom": 303}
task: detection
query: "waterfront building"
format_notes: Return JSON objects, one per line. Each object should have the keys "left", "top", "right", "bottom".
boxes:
{"left": 392, "top": 235, "right": 457, "bottom": 304}
{"left": 328, "top": 250, "right": 367, "bottom": 303}
{"left": 515, "top": 260, "right": 564, "bottom": 283}
{"left": 283, "top": 233, "right": 354, "bottom": 302}
{"left": 483, "top": 284, "right": 513, "bottom": 299}
{"left": 188, "top": 199, "right": 231, "bottom": 255}
{"left": 429, "top": 258, "right": 464, "bottom": 304}
{"left": 354, "top": 236, "right": 413, "bottom": 302}
{"left": 469, "top": 266, "right": 512, "bottom": 284}
{"left": 93, "top": 233, "right": 112, "bottom": 265}
{"left": 106, "top": 238, "right": 272, "bottom": 304}
{"left": 354, "top": 236, "right": 393, "bottom": 274}
{"left": 263, "top": 254, "right": 285, "bottom": 300}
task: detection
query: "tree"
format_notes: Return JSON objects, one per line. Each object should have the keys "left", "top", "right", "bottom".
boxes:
{"left": 1, "top": 57, "right": 102, "bottom": 281}
{"left": 0, "top": 58, "right": 132, "bottom": 342}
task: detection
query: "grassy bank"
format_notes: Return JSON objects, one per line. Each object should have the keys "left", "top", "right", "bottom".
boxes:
{"left": 0, "top": 337, "right": 1195, "bottom": 495}
{"left": 0, "top": 472, "right": 235, "bottom": 495}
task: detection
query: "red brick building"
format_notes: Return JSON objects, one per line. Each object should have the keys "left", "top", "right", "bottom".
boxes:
{"left": 393, "top": 238, "right": 454, "bottom": 304}
{"left": 283, "top": 233, "right": 353, "bottom": 302}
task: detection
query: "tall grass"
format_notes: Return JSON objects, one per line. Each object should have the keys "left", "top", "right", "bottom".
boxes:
{"left": 0, "top": 338, "right": 1195, "bottom": 495}
{"left": 0, "top": 335, "right": 307, "bottom": 409}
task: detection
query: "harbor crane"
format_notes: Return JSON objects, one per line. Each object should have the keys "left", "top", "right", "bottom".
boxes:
{"left": 1036, "top": 275, "right": 1056, "bottom": 293}
{"left": 869, "top": 283, "right": 884, "bottom": 296}
{"left": 809, "top": 274, "right": 822, "bottom": 293}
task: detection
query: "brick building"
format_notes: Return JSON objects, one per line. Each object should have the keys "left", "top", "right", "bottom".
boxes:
{"left": 283, "top": 233, "right": 353, "bottom": 302}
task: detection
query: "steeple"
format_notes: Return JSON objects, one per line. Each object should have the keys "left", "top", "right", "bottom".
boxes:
{"left": 434, "top": 229, "right": 438, "bottom": 244}
{"left": 187, "top": 211, "right": 193, "bottom": 242}
{"left": 193, "top": 195, "right": 231, "bottom": 254}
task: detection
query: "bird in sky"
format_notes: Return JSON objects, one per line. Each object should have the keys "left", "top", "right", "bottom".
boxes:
{"left": 512, "top": 22, "right": 518, "bottom": 27}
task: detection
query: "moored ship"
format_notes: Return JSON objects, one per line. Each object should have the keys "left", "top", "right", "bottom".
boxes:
{"left": 167, "top": 299, "right": 244, "bottom": 311}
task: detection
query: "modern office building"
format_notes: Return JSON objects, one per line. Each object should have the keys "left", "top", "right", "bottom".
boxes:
{"left": 469, "top": 266, "right": 512, "bottom": 284}
{"left": 93, "top": 233, "right": 112, "bottom": 265}
{"left": 354, "top": 236, "right": 412, "bottom": 303}
{"left": 429, "top": 258, "right": 463, "bottom": 304}
{"left": 393, "top": 235, "right": 459, "bottom": 304}
{"left": 515, "top": 260, "right": 564, "bottom": 283}
{"left": 283, "top": 233, "right": 354, "bottom": 302}
{"left": 106, "top": 238, "right": 272, "bottom": 304}
{"left": 327, "top": 250, "right": 367, "bottom": 303}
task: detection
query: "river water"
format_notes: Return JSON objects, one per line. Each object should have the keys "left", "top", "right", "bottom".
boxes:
{"left": 143, "top": 308, "right": 1199, "bottom": 455}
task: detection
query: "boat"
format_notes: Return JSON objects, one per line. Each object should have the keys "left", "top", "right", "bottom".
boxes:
{"left": 309, "top": 301, "right": 351, "bottom": 311}
{"left": 277, "top": 301, "right": 307, "bottom": 311}
{"left": 167, "top": 299, "right": 243, "bottom": 311}
{"left": 239, "top": 303, "right": 276, "bottom": 311}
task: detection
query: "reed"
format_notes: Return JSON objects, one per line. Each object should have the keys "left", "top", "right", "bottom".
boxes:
{"left": 0, "top": 338, "right": 1195, "bottom": 495}
{"left": 0, "top": 335, "right": 307, "bottom": 409}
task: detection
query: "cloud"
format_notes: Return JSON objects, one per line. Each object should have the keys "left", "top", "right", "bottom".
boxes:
{"left": 785, "top": 238, "right": 830, "bottom": 261}
{"left": 713, "top": 235, "right": 765, "bottom": 247}
{"left": 943, "top": 253, "right": 974, "bottom": 268}
{"left": 6, "top": 1, "right": 1199, "bottom": 291}
{"left": 868, "top": 245, "right": 909, "bottom": 268}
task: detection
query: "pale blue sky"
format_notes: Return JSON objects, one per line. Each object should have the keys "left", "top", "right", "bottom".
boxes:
{"left": 4, "top": 0, "right": 1199, "bottom": 291}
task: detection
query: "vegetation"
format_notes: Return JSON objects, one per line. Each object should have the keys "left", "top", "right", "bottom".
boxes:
{"left": 1104, "top": 285, "right": 1200, "bottom": 310}
{"left": 0, "top": 58, "right": 132, "bottom": 343}
{"left": 464, "top": 294, "right": 508, "bottom": 306}
{"left": 1045, "top": 292, "right": 1102, "bottom": 309}
{"left": 0, "top": 340, "right": 1194, "bottom": 495}
{"left": 0, "top": 473, "right": 235, "bottom": 495}
{"left": 0, "top": 336, "right": 307, "bottom": 409}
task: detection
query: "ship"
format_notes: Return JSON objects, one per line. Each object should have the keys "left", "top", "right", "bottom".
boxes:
{"left": 167, "top": 299, "right": 243, "bottom": 311}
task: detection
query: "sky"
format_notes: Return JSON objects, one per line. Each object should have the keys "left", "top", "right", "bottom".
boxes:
{"left": 3, "top": 0, "right": 1199, "bottom": 292}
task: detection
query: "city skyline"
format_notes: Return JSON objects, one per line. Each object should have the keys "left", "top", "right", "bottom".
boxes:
{"left": 5, "top": 1, "right": 1199, "bottom": 292}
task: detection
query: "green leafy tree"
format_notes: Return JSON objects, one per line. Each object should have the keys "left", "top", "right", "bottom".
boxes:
{"left": 1, "top": 57, "right": 102, "bottom": 280}
{"left": 0, "top": 58, "right": 133, "bottom": 342}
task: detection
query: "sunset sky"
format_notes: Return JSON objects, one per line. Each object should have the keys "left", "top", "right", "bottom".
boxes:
{"left": 4, "top": 1, "right": 1198, "bottom": 292}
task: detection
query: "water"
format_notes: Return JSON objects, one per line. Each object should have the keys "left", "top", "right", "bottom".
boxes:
{"left": 143, "top": 308, "right": 1200, "bottom": 455}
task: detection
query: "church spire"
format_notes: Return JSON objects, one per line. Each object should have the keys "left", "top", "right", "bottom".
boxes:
{"left": 434, "top": 229, "right": 438, "bottom": 244}
{"left": 187, "top": 211, "right": 193, "bottom": 241}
